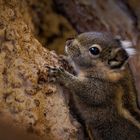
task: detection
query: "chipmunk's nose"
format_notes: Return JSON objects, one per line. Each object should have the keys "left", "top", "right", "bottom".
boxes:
{"left": 66, "top": 38, "right": 74, "bottom": 47}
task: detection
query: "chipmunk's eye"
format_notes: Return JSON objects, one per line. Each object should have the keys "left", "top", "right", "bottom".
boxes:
{"left": 89, "top": 44, "right": 101, "bottom": 56}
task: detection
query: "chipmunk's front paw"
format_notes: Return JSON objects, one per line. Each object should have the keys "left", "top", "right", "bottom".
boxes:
{"left": 45, "top": 65, "right": 64, "bottom": 83}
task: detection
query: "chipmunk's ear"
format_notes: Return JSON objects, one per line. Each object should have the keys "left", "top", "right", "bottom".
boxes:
{"left": 109, "top": 37, "right": 136, "bottom": 69}
{"left": 114, "top": 36, "right": 136, "bottom": 57}
{"left": 108, "top": 48, "right": 129, "bottom": 69}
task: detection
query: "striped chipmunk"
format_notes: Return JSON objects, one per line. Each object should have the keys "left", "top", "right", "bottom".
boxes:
{"left": 46, "top": 32, "right": 140, "bottom": 140}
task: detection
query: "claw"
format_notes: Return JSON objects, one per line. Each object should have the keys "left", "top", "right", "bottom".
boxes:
{"left": 45, "top": 64, "right": 64, "bottom": 83}
{"left": 59, "top": 67, "right": 64, "bottom": 72}
{"left": 45, "top": 64, "right": 54, "bottom": 69}
{"left": 47, "top": 77, "right": 56, "bottom": 82}
{"left": 44, "top": 64, "right": 50, "bottom": 68}
{"left": 45, "top": 64, "right": 64, "bottom": 72}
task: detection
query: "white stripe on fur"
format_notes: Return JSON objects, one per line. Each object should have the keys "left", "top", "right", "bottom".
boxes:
{"left": 120, "top": 40, "right": 136, "bottom": 56}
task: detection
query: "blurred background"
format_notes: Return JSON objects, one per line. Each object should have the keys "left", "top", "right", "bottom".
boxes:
{"left": 28, "top": 0, "right": 140, "bottom": 53}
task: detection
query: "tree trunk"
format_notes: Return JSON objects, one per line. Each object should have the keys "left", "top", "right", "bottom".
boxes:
{"left": 0, "top": 0, "right": 82, "bottom": 140}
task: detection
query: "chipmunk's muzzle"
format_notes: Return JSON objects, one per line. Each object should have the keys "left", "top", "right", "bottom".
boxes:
{"left": 65, "top": 38, "right": 74, "bottom": 54}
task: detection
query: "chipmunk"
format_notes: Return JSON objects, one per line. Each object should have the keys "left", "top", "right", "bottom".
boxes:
{"left": 46, "top": 32, "right": 140, "bottom": 140}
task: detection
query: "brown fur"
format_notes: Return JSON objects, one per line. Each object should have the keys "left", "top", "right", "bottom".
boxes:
{"left": 47, "top": 32, "right": 140, "bottom": 140}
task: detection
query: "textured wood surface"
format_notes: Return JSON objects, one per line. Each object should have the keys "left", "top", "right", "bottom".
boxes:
{"left": 0, "top": 0, "right": 81, "bottom": 139}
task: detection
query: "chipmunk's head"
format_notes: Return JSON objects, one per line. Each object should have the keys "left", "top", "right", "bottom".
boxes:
{"left": 65, "top": 32, "right": 136, "bottom": 81}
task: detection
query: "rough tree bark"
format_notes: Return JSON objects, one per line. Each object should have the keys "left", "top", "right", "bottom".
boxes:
{"left": 0, "top": 0, "right": 82, "bottom": 140}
